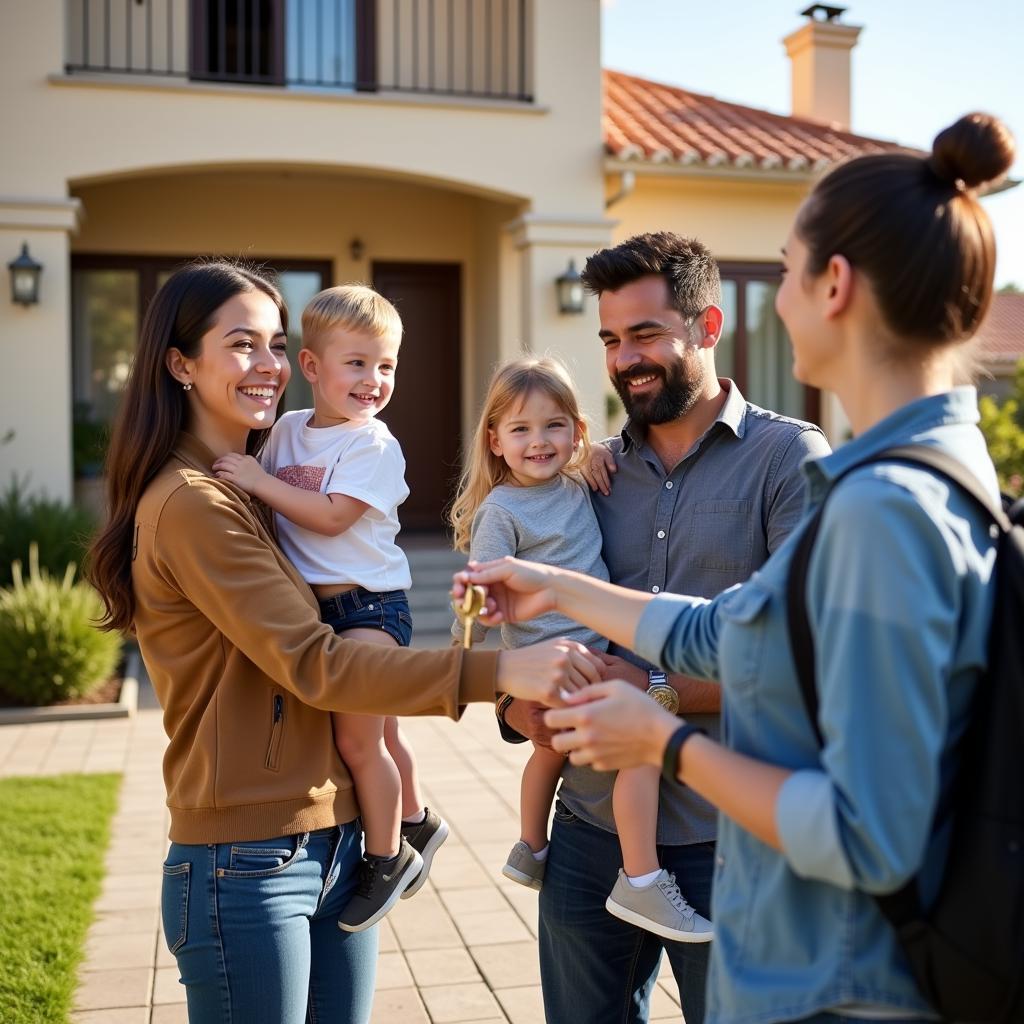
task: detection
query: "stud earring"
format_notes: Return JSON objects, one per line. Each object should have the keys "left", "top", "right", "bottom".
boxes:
{"left": 183, "top": 382, "right": 193, "bottom": 392}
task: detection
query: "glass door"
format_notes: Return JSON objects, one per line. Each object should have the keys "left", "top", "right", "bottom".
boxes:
{"left": 70, "top": 255, "right": 331, "bottom": 477}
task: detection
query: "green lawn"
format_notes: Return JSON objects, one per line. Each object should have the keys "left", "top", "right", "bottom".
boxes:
{"left": 0, "top": 773, "right": 121, "bottom": 1024}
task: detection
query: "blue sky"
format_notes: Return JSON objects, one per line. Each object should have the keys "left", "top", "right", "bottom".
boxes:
{"left": 601, "top": 0, "right": 1024, "bottom": 287}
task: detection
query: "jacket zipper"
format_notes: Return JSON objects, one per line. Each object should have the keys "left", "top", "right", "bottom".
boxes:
{"left": 265, "top": 692, "right": 285, "bottom": 771}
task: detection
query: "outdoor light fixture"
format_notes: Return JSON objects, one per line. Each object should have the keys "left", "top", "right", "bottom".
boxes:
{"left": 8, "top": 242, "right": 42, "bottom": 306}
{"left": 556, "top": 259, "right": 585, "bottom": 315}
{"left": 349, "top": 237, "right": 365, "bottom": 261}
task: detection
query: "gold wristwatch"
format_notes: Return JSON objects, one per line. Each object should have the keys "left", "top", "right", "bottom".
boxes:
{"left": 646, "top": 670, "right": 680, "bottom": 715}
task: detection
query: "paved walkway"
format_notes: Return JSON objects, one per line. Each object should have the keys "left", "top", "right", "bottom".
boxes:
{"left": 0, "top": 701, "right": 685, "bottom": 1023}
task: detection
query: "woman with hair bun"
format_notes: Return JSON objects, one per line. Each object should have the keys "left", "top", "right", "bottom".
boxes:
{"left": 457, "top": 113, "right": 1016, "bottom": 1023}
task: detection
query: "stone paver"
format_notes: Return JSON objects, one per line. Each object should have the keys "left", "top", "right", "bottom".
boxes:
{"left": 3, "top": 585, "right": 685, "bottom": 1023}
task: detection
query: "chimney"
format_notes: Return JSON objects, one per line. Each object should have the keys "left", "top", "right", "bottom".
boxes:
{"left": 783, "top": 4, "right": 862, "bottom": 131}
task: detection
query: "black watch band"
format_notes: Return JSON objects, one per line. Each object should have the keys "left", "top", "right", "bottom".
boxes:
{"left": 662, "top": 723, "right": 707, "bottom": 783}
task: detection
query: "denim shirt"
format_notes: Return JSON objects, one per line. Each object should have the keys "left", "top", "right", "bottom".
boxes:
{"left": 635, "top": 389, "right": 999, "bottom": 1024}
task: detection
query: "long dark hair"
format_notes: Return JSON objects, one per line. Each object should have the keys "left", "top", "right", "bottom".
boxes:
{"left": 798, "top": 113, "right": 1015, "bottom": 345}
{"left": 87, "top": 261, "right": 287, "bottom": 632}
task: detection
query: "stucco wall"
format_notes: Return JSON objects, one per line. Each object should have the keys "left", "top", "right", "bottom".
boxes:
{"left": 608, "top": 173, "right": 810, "bottom": 262}
{"left": 2, "top": 1, "right": 604, "bottom": 217}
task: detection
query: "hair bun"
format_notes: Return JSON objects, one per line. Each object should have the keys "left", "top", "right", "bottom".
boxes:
{"left": 929, "top": 113, "right": 1016, "bottom": 191}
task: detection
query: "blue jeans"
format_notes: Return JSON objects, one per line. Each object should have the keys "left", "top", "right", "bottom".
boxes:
{"left": 161, "top": 824, "right": 377, "bottom": 1024}
{"left": 540, "top": 800, "right": 714, "bottom": 1024}
{"left": 318, "top": 588, "right": 412, "bottom": 647}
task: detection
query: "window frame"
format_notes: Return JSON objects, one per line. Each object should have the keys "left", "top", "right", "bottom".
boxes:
{"left": 718, "top": 260, "right": 820, "bottom": 426}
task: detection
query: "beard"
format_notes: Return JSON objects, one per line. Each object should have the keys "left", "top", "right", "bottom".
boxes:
{"left": 612, "top": 356, "right": 705, "bottom": 426}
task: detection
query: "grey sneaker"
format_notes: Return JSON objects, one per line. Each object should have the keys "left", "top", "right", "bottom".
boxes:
{"left": 338, "top": 838, "right": 423, "bottom": 932}
{"left": 501, "top": 840, "right": 545, "bottom": 890}
{"left": 605, "top": 869, "right": 713, "bottom": 943}
{"left": 400, "top": 807, "right": 450, "bottom": 899}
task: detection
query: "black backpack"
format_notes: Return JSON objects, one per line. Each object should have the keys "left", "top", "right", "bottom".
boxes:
{"left": 785, "top": 444, "right": 1024, "bottom": 1023}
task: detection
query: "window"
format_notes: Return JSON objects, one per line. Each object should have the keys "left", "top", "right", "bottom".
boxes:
{"left": 716, "top": 263, "right": 820, "bottom": 425}
{"left": 70, "top": 255, "right": 330, "bottom": 477}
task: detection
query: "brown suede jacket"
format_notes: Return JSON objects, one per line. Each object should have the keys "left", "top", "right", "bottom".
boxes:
{"left": 132, "top": 433, "right": 498, "bottom": 844}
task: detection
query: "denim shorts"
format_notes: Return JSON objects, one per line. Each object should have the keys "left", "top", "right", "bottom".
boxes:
{"left": 317, "top": 587, "right": 412, "bottom": 647}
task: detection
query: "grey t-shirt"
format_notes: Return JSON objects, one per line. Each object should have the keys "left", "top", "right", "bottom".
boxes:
{"left": 558, "top": 382, "right": 831, "bottom": 845}
{"left": 453, "top": 473, "right": 609, "bottom": 651}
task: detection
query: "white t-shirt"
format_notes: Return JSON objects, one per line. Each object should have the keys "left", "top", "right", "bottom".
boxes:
{"left": 262, "top": 410, "right": 412, "bottom": 591}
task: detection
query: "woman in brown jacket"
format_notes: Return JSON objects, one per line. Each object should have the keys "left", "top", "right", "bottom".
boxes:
{"left": 88, "top": 261, "right": 598, "bottom": 1024}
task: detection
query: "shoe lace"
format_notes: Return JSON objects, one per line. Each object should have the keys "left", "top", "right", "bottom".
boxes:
{"left": 354, "top": 857, "right": 379, "bottom": 899}
{"left": 659, "top": 872, "right": 695, "bottom": 920}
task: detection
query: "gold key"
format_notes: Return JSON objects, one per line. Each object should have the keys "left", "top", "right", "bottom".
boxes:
{"left": 452, "top": 584, "right": 487, "bottom": 650}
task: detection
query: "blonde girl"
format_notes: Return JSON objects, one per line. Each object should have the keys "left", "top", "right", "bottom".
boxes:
{"left": 450, "top": 356, "right": 711, "bottom": 941}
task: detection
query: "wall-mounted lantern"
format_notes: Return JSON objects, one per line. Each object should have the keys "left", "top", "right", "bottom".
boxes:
{"left": 556, "top": 259, "right": 584, "bottom": 315}
{"left": 349, "top": 237, "right": 365, "bottom": 261}
{"left": 8, "top": 243, "right": 42, "bottom": 307}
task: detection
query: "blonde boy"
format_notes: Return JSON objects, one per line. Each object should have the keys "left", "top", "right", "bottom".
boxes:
{"left": 214, "top": 285, "right": 448, "bottom": 932}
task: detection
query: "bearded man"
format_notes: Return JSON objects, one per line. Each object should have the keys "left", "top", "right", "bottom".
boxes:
{"left": 497, "top": 232, "right": 831, "bottom": 1024}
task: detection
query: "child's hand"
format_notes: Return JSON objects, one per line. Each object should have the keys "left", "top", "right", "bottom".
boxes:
{"left": 213, "top": 453, "right": 267, "bottom": 495}
{"left": 579, "top": 443, "right": 617, "bottom": 495}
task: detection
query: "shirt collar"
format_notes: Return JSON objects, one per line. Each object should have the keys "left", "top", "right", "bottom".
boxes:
{"left": 621, "top": 378, "right": 748, "bottom": 451}
{"left": 171, "top": 432, "right": 219, "bottom": 475}
{"left": 803, "top": 387, "right": 980, "bottom": 496}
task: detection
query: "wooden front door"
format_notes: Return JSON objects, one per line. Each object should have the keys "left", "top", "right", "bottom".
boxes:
{"left": 372, "top": 262, "right": 462, "bottom": 532}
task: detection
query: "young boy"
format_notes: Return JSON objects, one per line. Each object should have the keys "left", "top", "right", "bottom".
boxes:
{"left": 214, "top": 285, "right": 449, "bottom": 932}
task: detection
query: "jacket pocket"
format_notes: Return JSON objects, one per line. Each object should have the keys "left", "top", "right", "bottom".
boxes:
{"left": 160, "top": 862, "right": 190, "bottom": 954}
{"left": 717, "top": 581, "right": 773, "bottom": 693}
{"left": 265, "top": 690, "right": 285, "bottom": 771}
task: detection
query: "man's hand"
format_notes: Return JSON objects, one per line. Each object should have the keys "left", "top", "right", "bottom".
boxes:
{"left": 592, "top": 651, "right": 648, "bottom": 690}
{"left": 504, "top": 698, "right": 558, "bottom": 748}
{"left": 213, "top": 453, "right": 269, "bottom": 496}
{"left": 578, "top": 443, "right": 617, "bottom": 496}
{"left": 495, "top": 638, "right": 603, "bottom": 706}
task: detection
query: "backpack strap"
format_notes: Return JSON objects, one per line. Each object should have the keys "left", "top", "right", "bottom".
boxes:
{"left": 784, "top": 443, "right": 1006, "bottom": 935}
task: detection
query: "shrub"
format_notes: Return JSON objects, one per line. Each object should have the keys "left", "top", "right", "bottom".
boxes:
{"left": 0, "top": 478, "right": 95, "bottom": 589}
{"left": 0, "top": 546, "right": 122, "bottom": 706}
{"left": 978, "top": 359, "right": 1024, "bottom": 498}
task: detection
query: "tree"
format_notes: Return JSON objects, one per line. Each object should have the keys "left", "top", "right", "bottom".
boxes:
{"left": 978, "top": 359, "right": 1024, "bottom": 497}
{"left": 996, "top": 282, "right": 1021, "bottom": 294}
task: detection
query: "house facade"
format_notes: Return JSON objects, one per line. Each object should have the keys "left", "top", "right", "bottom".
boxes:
{"left": 2, "top": 1, "right": 914, "bottom": 527}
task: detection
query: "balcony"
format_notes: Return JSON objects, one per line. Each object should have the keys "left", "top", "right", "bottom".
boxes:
{"left": 64, "top": 0, "right": 532, "bottom": 102}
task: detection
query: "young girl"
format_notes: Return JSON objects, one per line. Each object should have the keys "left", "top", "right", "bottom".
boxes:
{"left": 450, "top": 355, "right": 712, "bottom": 942}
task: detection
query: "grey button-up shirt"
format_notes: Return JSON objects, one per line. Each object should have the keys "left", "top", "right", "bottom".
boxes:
{"left": 557, "top": 380, "right": 831, "bottom": 844}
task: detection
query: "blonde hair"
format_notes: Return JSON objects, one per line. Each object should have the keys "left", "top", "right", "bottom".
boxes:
{"left": 449, "top": 355, "right": 592, "bottom": 552}
{"left": 301, "top": 284, "right": 403, "bottom": 355}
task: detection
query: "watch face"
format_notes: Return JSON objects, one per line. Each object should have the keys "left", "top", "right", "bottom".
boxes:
{"left": 647, "top": 683, "right": 679, "bottom": 715}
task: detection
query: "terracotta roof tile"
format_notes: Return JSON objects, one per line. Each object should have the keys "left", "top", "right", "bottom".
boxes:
{"left": 603, "top": 68, "right": 915, "bottom": 171}
{"left": 977, "top": 294, "right": 1024, "bottom": 365}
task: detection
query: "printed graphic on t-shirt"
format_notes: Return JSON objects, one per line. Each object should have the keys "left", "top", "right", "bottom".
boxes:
{"left": 277, "top": 465, "right": 326, "bottom": 492}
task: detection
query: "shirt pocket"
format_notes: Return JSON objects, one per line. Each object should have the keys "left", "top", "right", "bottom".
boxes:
{"left": 717, "top": 581, "right": 773, "bottom": 694}
{"left": 691, "top": 499, "right": 753, "bottom": 573}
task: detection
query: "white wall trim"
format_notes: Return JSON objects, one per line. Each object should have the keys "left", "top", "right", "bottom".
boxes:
{"left": 0, "top": 196, "right": 83, "bottom": 232}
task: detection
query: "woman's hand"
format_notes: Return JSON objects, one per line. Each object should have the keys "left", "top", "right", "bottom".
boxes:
{"left": 496, "top": 639, "right": 604, "bottom": 706}
{"left": 543, "top": 680, "right": 679, "bottom": 771}
{"left": 213, "top": 453, "right": 268, "bottom": 495}
{"left": 578, "top": 444, "right": 617, "bottom": 496}
{"left": 452, "top": 557, "right": 561, "bottom": 626}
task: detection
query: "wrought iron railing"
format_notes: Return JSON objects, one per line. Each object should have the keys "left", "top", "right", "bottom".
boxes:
{"left": 65, "top": 0, "right": 532, "bottom": 101}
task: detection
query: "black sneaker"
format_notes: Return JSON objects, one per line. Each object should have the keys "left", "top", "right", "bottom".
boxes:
{"left": 400, "top": 807, "right": 450, "bottom": 900}
{"left": 337, "top": 838, "right": 423, "bottom": 933}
